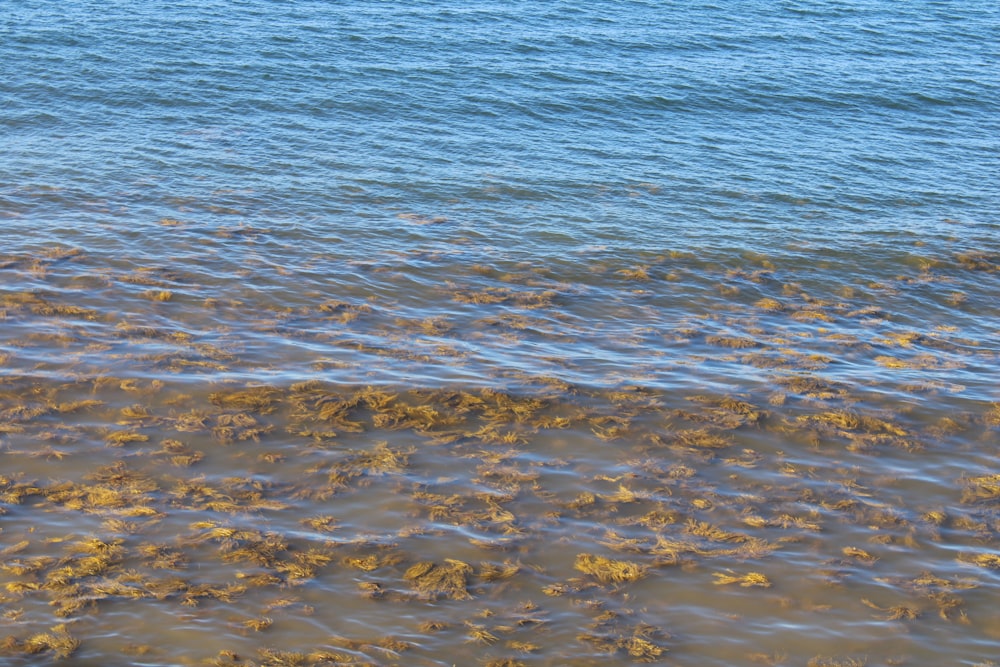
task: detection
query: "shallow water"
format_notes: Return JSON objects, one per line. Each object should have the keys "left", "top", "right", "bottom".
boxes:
{"left": 2, "top": 1, "right": 1000, "bottom": 666}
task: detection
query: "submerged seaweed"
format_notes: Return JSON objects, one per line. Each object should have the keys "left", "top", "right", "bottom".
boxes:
{"left": 1, "top": 231, "right": 999, "bottom": 666}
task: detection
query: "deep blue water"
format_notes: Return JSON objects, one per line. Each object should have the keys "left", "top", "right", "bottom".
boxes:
{"left": 3, "top": 1, "right": 998, "bottom": 251}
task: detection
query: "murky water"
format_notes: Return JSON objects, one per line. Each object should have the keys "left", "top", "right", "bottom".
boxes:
{"left": 3, "top": 1, "right": 1000, "bottom": 665}
{"left": 2, "top": 227, "right": 999, "bottom": 666}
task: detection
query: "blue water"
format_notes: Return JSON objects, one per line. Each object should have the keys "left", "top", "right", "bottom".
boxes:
{"left": 2, "top": 2, "right": 1000, "bottom": 666}
{"left": 4, "top": 1, "right": 998, "bottom": 249}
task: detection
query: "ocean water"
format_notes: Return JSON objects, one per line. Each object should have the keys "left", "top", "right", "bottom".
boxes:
{"left": 2, "top": 1, "right": 999, "bottom": 665}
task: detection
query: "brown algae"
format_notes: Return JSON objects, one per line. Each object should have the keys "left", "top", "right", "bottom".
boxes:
{"left": 1, "top": 239, "right": 999, "bottom": 665}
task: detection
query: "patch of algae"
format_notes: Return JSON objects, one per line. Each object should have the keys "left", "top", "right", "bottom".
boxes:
{"left": 2, "top": 241, "right": 1000, "bottom": 665}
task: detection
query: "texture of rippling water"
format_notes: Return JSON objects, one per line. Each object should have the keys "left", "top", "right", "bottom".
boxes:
{"left": 2, "top": 1, "right": 999, "bottom": 666}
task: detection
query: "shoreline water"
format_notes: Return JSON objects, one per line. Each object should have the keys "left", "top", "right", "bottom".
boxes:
{"left": 2, "top": 229, "right": 999, "bottom": 665}
{"left": 3, "top": 1, "right": 999, "bottom": 663}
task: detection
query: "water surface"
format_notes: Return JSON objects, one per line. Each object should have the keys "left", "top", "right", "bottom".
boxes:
{"left": 2, "top": 1, "right": 999, "bottom": 665}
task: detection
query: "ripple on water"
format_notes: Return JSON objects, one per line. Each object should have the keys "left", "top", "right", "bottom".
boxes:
{"left": 3, "top": 1, "right": 1000, "bottom": 664}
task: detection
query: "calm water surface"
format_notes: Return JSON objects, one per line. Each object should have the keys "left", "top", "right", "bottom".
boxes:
{"left": 2, "top": 1, "right": 999, "bottom": 665}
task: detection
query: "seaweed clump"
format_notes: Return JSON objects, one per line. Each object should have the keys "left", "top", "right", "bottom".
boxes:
{"left": 404, "top": 559, "right": 474, "bottom": 600}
